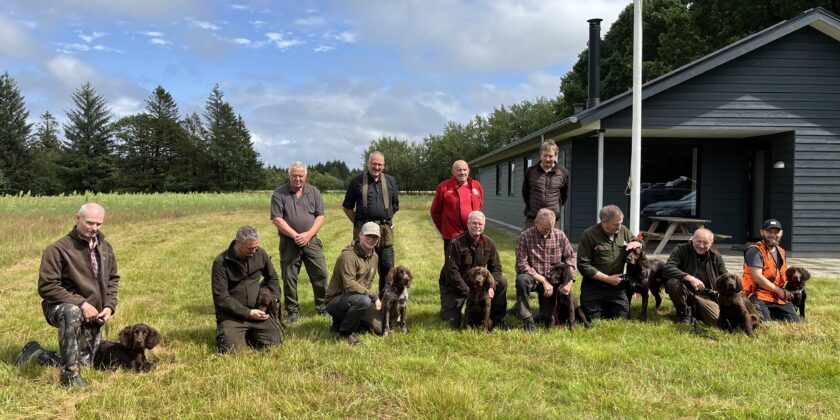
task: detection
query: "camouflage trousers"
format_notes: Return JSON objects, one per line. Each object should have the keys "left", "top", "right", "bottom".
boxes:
{"left": 37, "top": 303, "right": 103, "bottom": 377}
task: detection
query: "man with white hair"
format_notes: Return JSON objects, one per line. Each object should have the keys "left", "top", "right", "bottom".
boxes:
{"left": 14, "top": 203, "right": 121, "bottom": 387}
{"left": 663, "top": 228, "right": 727, "bottom": 324}
{"left": 271, "top": 161, "right": 329, "bottom": 323}
{"left": 430, "top": 159, "right": 484, "bottom": 254}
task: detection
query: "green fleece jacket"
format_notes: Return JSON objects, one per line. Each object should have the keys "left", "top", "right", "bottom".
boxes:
{"left": 211, "top": 241, "right": 280, "bottom": 323}
{"left": 576, "top": 223, "right": 637, "bottom": 281}
{"left": 325, "top": 240, "right": 379, "bottom": 304}
{"left": 38, "top": 228, "right": 120, "bottom": 318}
{"left": 663, "top": 241, "right": 727, "bottom": 290}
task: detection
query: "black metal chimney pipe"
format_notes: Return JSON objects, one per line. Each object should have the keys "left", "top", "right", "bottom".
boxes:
{"left": 587, "top": 18, "right": 602, "bottom": 109}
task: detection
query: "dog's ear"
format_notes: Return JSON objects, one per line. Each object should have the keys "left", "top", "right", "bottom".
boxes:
{"left": 119, "top": 326, "right": 133, "bottom": 347}
{"left": 145, "top": 326, "right": 161, "bottom": 349}
{"left": 385, "top": 267, "right": 397, "bottom": 286}
{"left": 734, "top": 275, "right": 743, "bottom": 293}
{"left": 801, "top": 267, "right": 811, "bottom": 282}
{"left": 485, "top": 269, "right": 496, "bottom": 289}
{"left": 404, "top": 268, "right": 413, "bottom": 287}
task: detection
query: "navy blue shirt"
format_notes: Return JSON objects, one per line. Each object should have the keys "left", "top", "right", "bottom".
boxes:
{"left": 342, "top": 172, "right": 399, "bottom": 223}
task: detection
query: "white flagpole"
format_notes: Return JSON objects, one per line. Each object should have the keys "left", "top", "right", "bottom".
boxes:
{"left": 630, "top": 0, "right": 643, "bottom": 234}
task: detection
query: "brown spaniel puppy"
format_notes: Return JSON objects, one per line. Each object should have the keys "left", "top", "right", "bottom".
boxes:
{"left": 382, "top": 266, "right": 413, "bottom": 336}
{"left": 715, "top": 274, "right": 760, "bottom": 337}
{"left": 462, "top": 266, "right": 495, "bottom": 332}
{"left": 545, "top": 262, "right": 590, "bottom": 330}
{"left": 94, "top": 324, "right": 161, "bottom": 372}
{"left": 256, "top": 284, "right": 284, "bottom": 327}
{"left": 624, "top": 247, "right": 667, "bottom": 321}
{"left": 784, "top": 266, "right": 811, "bottom": 319}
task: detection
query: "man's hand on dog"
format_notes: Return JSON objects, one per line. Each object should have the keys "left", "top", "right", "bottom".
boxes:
{"left": 249, "top": 309, "right": 269, "bottom": 321}
{"left": 624, "top": 241, "right": 642, "bottom": 251}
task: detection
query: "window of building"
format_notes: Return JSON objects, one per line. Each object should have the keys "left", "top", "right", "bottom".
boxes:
{"left": 640, "top": 146, "right": 698, "bottom": 218}
{"left": 508, "top": 161, "right": 515, "bottom": 196}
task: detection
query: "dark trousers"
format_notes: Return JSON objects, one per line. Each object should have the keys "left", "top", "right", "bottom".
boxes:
{"left": 376, "top": 245, "right": 394, "bottom": 294}
{"left": 580, "top": 279, "right": 629, "bottom": 320}
{"left": 37, "top": 303, "right": 102, "bottom": 377}
{"left": 664, "top": 278, "right": 720, "bottom": 324}
{"left": 439, "top": 275, "right": 508, "bottom": 328}
{"left": 513, "top": 273, "right": 551, "bottom": 321}
{"left": 326, "top": 294, "right": 381, "bottom": 336}
{"left": 750, "top": 297, "right": 801, "bottom": 323}
{"left": 216, "top": 318, "right": 283, "bottom": 353}
{"left": 280, "top": 235, "right": 329, "bottom": 314}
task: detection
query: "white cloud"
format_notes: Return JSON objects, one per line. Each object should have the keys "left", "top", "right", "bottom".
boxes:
{"left": 110, "top": 96, "right": 143, "bottom": 117}
{"left": 264, "top": 32, "right": 303, "bottom": 50}
{"left": 313, "top": 45, "right": 335, "bottom": 53}
{"left": 295, "top": 16, "right": 327, "bottom": 27}
{"left": 0, "top": 14, "right": 45, "bottom": 59}
{"left": 233, "top": 38, "right": 251, "bottom": 45}
{"left": 45, "top": 55, "right": 101, "bottom": 88}
{"left": 186, "top": 17, "right": 220, "bottom": 31}
{"left": 150, "top": 38, "right": 172, "bottom": 45}
{"left": 78, "top": 31, "right": 106, "bottom": 43}
{"left": 92, "top": 45, "right": 124, "bottom": 54}
{"left": 18, "top": 20, "right": 38, "bottom": 29}
{"left": 54, "top": 42, "right": 91, "bottom": 53}
{"left": 250, "top": 20, "right": 266, "bottom": 29}
{"left": 322, "top": 30, "right": 356, "bottom": 43}
{"left": 139, "top": 31, "right": 163, "bottom": 37}
{"left": 230, "top": 4, "right": 251, "bottom": 11}
{"left": 4, "top": 0, "right": 207, "bottom": 19}
{"left": 341, "top": 0, "right": 626, "bottom": 73}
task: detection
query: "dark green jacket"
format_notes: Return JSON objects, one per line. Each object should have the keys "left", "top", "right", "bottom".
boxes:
{"left": 576, "top": 223, "right": 636, "bottom": 281}
{"left": 325, "top": 240, "right": 379, "bottom": 304}
{"left": 38, "top": 228, "right": 120, "bottom": 319}
{"left": 442, "top": 232, "right": 503, "bottom": 295}
{"left": 663, "top": 241, "right": 727, "bottom": 290}
{"left": 212, "top": 241, "right": 280, "bottom": 323}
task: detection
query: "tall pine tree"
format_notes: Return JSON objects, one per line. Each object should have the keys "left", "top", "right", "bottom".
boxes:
{"left": 0, "top": 72, "right": 33, "bottom": 194}
{"left": 203, "top": 85, "right": 263, "bottom": 191}
{"left": 29, "top": 111, "right": 65, "bottom": 194}
{"left": 63, "top": 82, "right": 114, "bottom": 193}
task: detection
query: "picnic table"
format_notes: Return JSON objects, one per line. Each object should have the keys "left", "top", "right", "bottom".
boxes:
{"left": 641, "top": 216, "right": 731, "bottom": 255}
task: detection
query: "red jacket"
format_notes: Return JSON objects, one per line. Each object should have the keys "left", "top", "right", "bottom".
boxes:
{"left": 430, "top": 177, "right": 483, "bottom": 240}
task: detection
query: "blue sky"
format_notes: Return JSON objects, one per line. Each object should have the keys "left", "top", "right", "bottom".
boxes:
{"left": 0, "top": 0, "right": 627, "bottom": 168}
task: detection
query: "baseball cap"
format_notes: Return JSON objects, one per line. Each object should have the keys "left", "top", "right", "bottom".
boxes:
{"left": 360, "top": 221, "right": 381, "bottom": 237}
{"left": 762, "top": 219, "right": 782, "bottom": 230}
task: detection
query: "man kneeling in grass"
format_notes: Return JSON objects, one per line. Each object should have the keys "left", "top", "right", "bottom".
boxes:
{"left": 212, "top": 225, "right": 283, "bottom": 353}
{"left": 325, "top": 222, "right": 383, "bottom": 345}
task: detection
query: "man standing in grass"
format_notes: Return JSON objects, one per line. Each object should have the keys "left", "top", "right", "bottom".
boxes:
{"left": 577, "top": 205, "right": 641, "bottom": 320}
{"left": 342, "top": 151, "right": 400, "bottom": 294}
{"left": 522, "top": 140, "right": 569, "bottom": 231}
{"left": 271, "top": 161, "right": 329, "bottom": 323}
{"left": 13, "top": 203, "right": 120, "bottom": 387}
{"left": 513, "top": 208, "right": 577, "bottom": 331}
{"left": 742, "top": 219, "right": 799, "bottom": 322}
{"left": 663, "top": 228, "right": 726, "bottom": 325}
{"left": 212, "top": 225, "right": 283, "bottom": 353}
{"left": 430, "top": 160, "right": 484, "bottom": 254}
{"left": 325, "top": 222, "right": 383, "bottom": 345}
{"left": 439, "top": 211, "right": 509, "bottom": 330}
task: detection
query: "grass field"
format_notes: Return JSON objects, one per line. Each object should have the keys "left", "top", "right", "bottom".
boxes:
{"left": 1, "top": 192, "right": 839, "bottom": 418}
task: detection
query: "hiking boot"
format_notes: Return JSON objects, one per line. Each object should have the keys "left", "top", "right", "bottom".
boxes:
{"left": 287, "top": 312, "right": 299, "bottom": 323}
{"left": 495, "top": 321, "right": 510, "bottom": 331}
{"left": 345, "top": 334, "right": 361, "bottom": 346}
{"left": 12, "top": 341, "right": 44, "bottom": 366}
{"left": 677, "top": 306, "right": 693, "bottom": 325}
{"left": 523, "top": 318, "right": 536, "bottom": 333}
{"left": 60, "top": 372, "right": 87, "bottom": 388}
{"left": 316, "top": 308, "right": 330, "bottom": 318}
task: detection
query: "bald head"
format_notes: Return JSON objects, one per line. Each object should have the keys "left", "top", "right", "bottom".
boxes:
{"left": 691, "top": 228, "right": 714, "bottom": 255}
{"left": 452, "top": 160, "right": 469, "bottom": 184}
{"left": 75, "top": 203, "right": 105, "bottom": 243}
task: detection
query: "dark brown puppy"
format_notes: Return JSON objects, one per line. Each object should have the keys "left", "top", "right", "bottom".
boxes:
{"left": 624, "top": 246, "right": 667, "bottom": 321}
{"left": 381, "top": 265, "right": 413, "bottom": 336}
{"left": 545, "top": 262, "right": 590, "bottom": 330}
{"left": 462, "top": 266, "right": 495, "bottom": 332}
{"left": 715, "top": 273, "right": 760, "bottom": 337}
{"left": 256, "top": 284, "right": 284, "bottom": 327}
{"left": 784, "top": 266, "right": 811, "bottom": 319}
{"left": 94, "top": 323, "right": 161, "bottom": 372}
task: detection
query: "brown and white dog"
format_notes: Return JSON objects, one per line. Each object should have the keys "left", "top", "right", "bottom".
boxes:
{"left": 715, "top": 273, "right": 760, "bottom": 336}
{"left": 381, "top": 265, "right": 413, "bottom": 336}
{"left": 624, "top": 246, "right": 667, "bottom": 321}
{"left": 462, "top": 266, "right": 495, "bottom": 332}
{"left": 545, "top": 262, "right": 590, "bottom": 330}
{"left": 784, "top": 266, "right": 811, "bottom": 319}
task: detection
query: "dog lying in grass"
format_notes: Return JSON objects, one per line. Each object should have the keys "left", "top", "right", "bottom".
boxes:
{"left": 256, "top": 283, "right": 284, "bottom": 327}
{"left": 94, "top": 323, "right": 161, "bottom": 372}
{"left": 545, "top": 262, "right": 590, "bottom": 330}
{"left": 381, "top": 265, "right": 413, "bottom": 336}
{"left": 623, "top": 246, "right": 667, "bottom": 321}
{"left": 715, "top": 273, "right": 760, "bottom": 337}
{"left": 462, "top": 266, "right": 495, "bottom": 332}
{"left": 784, "top": 266, "right": 811, "bottom": 319}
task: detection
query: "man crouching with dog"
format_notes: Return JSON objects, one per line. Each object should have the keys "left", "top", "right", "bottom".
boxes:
{"left": 513, "top": 208, "right": 577, "bottom": 332}
{"left": 212, "top": 225, "right": 283, "bottom": 353}
{"left": 13, "top": 203, "right": 120, "bottom": 387}
{"left": 439, "top": 211, "right": 509, "bottom": 330}
{"left": 663, "top": 228, "right": 727, "bottom": 325}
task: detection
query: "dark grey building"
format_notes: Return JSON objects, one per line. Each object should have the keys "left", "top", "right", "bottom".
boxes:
{"left": 471, "top": 8, "right": 840, "bottom": 256}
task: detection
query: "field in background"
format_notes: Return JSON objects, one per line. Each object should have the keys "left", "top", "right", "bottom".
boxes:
{"left": 1, "top": 192, "right": 839, "bottom": 418}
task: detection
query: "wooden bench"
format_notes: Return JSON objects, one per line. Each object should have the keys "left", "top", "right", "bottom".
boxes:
{"left": 642, "top": 216, "right": 731, "bottom": 255}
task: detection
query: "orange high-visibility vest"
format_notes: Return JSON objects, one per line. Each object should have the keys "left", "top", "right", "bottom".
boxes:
{"left": 742, "top": 241, "right": 788, "bottom": 304}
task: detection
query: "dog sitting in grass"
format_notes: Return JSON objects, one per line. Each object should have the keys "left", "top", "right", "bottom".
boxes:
{"left": 545, "top": 262, "right": 590, "bottom": 330}
{"left": 715, "top": 273, "right": 760, "bottom": 336}
{"left": 94, "top": 324, "right": 161, "bottom": 372}
{"left": 381, "top": 265, "right": 413, "bottom": 336}
{"left": 256, "top": 283, "right": 284, "bottom": 327}
{"left": 784, "top": 266, "right": 811, "bottom": 319}
{"left": 462, "top": 266, "right": 495, "bottom": 332}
